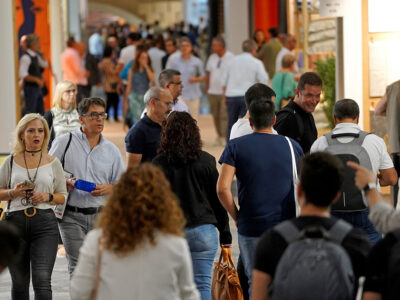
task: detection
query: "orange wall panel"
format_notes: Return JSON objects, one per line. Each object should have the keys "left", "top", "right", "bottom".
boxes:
{"left": 253, "top": 0, "right": 279, "bottom": 40}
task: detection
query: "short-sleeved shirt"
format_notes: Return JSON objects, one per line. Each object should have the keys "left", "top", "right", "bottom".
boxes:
{"left": 125, "top": 114, "right": 162, "bottom": 163}
{"left": 311, "top": 123, "right": 394, "bottom": 175}
{"left": 206, "top": 51, "right": 234, "bottom": 95}
{"left": 221, "top": 53, "right": 269, "bottom": 97}
{"left": 254, "top": 216, "right": 371, "bottom": 280}
{"left": 49, "top": 129, "right": 125, "bottom": 208}
{"left": 219, "top": 133, "right": 303, "bottom": 237}
{"left": 169, "top": 55, "right": 205, "bottom": 100}
{"left": 274, "top": 100, "right": 318, "bottom": 153}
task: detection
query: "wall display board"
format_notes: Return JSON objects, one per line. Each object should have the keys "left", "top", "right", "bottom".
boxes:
{"left": 369, "top": 0, "right": 400, "bottom": 33}
{"left": 369, "top": 39, "right": 400, "bottom": 97}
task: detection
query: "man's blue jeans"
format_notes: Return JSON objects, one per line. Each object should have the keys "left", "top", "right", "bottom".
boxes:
{"left": 185, "top": 224, "right": 218, "bottom": 300}
{"left": 331, "top": 208, "right": 381, "bottom": 244}
{"left": 238, "top": 233, "right": 260, "bottom": 298}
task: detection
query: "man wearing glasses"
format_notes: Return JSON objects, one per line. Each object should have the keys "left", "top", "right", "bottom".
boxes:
{"left": 274, "top": 72, "right": 322, "bottom": 153}
{"left": 125, "top": 87, "right": 174, "bottom": 168}
{"left": 49, "top": 97, "right": 125, "bottom": 276}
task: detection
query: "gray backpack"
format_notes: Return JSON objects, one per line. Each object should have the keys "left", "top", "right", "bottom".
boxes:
{"left": 324, "top": 131, "right": 372, "bottom": 211}
{"left": 271, "top": 219, "right": 355, "bottom": 300}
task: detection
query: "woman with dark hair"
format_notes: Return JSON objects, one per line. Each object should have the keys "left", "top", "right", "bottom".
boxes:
{"left": 98, "top": 46, "right": 122, "bottom": 121}
{"left": 253, "top": 29, "right": 266, "bottom": 54}
{"left": 123, "top": 48, "right": 155, "bottom": 122}
{"left": 153, "top": 111, "right": 231, "bottom": 300}
{"left": 71, "top": 164, "right": 199, "bottom": 300}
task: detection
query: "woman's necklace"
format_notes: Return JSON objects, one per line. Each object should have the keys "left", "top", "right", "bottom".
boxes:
{"left": 23, "top": 151, "right": 43, "bottom": 184}
{"left": 25, "top": 149, "right": 42, "bottom": 156}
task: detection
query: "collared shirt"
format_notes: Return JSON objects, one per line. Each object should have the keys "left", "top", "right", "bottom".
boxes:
{"left": 51, "top": 106, "right": 81, "bottom": 137}
{"left": 61, "top": 47, "right": 88, "bottom": 85}
{"left": 165, "top": 51, "right": 181, "bottom": 69}
{"left": 125, "top": 114, "right": 162, "bottom": 163}
{"left": 19, "top": 49, "right": 48, "bottom": 79}
{"left": 275, "top": 47, "right": 300, "bottom": 76}
{"left": 88, "top": 33, "right": 103, "bottom": 56}
{"left": 311, "top": 123, "right": 394, "bottom": 175}
{"left": 169, "top": 55, "right": 205, "bottom": 100}
{"left": 222, "top": 53, "right": 269, "bottom": 97}
{"left": 119, "top": 45, "right": 136, "bottom": 65}
{"left": 49, "top": 129, "right": 125, "bottom": 208}
{"left": 206, "top": 51, "right": 234, "bottom": 95}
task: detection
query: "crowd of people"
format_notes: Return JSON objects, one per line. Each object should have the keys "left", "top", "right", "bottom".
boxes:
{"left": 1, "top": 22, "right": 400, "bottom": 300}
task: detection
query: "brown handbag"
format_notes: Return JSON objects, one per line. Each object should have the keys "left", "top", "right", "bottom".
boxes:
{"left": 211, "top": 246, "right": 244, "bottom": 300}
{"left": 92, "top": 236, "right": 104, "bottom": 300}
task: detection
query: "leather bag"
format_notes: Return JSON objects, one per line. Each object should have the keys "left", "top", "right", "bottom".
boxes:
{"left": 211, "top": 246, "right": 243, "bottom": 300}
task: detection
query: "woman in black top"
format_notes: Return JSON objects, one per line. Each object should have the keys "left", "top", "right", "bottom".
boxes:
{"left": 153, "top": 111, "right": 231, "bottom": 300}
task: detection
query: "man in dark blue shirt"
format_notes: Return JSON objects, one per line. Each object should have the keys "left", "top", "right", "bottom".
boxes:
{"left": 217, "top": 98, "right": 303, "bottom": 296}
{"left": 125, "top": 87, "right": 173, "bottom": 167}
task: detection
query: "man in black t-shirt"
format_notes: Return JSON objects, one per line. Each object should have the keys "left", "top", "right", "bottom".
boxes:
{"left": 252, "top": 152, "right": 371, "bottom": 300}
{"left": 125, "top": 87, "right": 173, "bottom": 167}
{"left": 274, "top": 72, "right": 322, "bottom": 153}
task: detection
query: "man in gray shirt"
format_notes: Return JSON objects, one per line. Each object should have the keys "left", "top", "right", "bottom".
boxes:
{"left": 50, "top": 97, "right": 125, "bottom": 275}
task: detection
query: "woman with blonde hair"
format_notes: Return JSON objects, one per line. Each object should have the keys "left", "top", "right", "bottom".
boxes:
{"left": 44, "top": 80, "right": 81, "bottom": 149}
{"left": 71, "top": 164, "right": 199, "bottom": 300}
{"left": 0, "top": 113, "right": 67, "bottom": 299}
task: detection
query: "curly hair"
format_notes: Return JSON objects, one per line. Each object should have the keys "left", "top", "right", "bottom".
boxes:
{"left": 97, "top": 163, "right": 185, "bottom": 256}
{"left": 158, "top": 111, "right": 202, "bottom": 163}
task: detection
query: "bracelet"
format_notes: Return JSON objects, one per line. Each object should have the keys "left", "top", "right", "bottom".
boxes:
{"left": 7, "top": 189, "right": 13, "bottom": 199}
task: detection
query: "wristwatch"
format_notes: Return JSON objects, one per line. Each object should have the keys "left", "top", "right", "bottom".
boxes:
{"left": 363, "top": 182, "right": 377, "bottom": 192}
{"left": 48, "top": 193, "right": 54, "bottom": 203}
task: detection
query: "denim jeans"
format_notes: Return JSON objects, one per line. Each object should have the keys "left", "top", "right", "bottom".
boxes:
{"left": 331, "top": 208, "right": 382, "bottom": 244}
{"left": 58, "top": 209, "right": 100, "bottom": 276}
{"left": 226, "top": 96, "right": 247, "bottom": 140}
{"left": 185, "top": 224, "right": 218, "bottom": 300}
{"left": 238, "top": 233, "right": 260, "bottom": 298}
{"left": 3, "top": 209, "right": 59, "bottom": 300}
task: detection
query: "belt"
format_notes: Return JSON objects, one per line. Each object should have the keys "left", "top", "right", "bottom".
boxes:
{"left": 66, "top": 205, "right": 103, "bottom": 215}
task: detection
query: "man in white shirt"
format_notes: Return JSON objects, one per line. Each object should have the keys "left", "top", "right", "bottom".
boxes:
{"left": 88, "top": 29, "right": 103, "bottom": 60}
{"left": 275, "top": 34, "right": 300, "bottom": 79}
{"left": 206, "top": 37, "right": 234, "bottom": 145}
{"left": 311, "top": 98, "right": 397, "bottom": 243}
{"left": 119, "top": 32, "right": 141, "bottom": 68}
{"left": 222, "top": 39, "right": 269, "bottom": 139}
{"left": 148, "top": 39, "right": 166, "bottom": 83}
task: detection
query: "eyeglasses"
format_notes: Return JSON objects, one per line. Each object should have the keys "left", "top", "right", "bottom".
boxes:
{"left": 154, "top": 98, "right": 173, "bottom": 107}
{"left": 169, "top": 81, "right": 182, "bottom": 86}
{"left": 64, "top": 89, "right": 77, "bottom": 94}
{"left": 81, "top": 112, "right": 108, "bottom": 120}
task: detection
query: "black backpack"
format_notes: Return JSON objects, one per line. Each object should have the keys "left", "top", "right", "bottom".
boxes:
{"left": 387, "top": 229, "right": 400, "bottom": 299}
{"left": 324, "top": 131, "right": 372, "bottom": 211}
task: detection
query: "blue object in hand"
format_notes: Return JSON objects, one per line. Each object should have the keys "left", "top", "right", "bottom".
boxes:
{"left": 72, "top": 179, "right": 96, "bottom": 192}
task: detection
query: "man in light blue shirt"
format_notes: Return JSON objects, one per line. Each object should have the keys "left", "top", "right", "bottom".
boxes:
{"left": 169, "top": 37, "right": 205, "bottom": 120}
{"left": 50, "top": 97, "right": 125, "bottom": 276}
{"left": 88, "top": 29, "right": 103, "bottom": 60}
{"left": 222, "top": 39, "right": 269, "bottom": 139}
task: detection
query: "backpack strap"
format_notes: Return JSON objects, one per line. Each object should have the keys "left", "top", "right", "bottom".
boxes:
{"left": 328, "top": 219, "right": 353, "bottom": 244}
{"left": 7, "top": 155, "right": 14, "bottom": 211}
{"left": 61, "top": 132, "right": 72, "bottom": 169}
{"left": 274, "top": 220, "right": 301, "bottom": 244}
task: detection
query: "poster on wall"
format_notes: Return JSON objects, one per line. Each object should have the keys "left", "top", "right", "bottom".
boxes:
{"left": 16, "top": 0, "right": 52, "bottom": 109}
{"left": 369, "top": 39, "right": 400, "bottom": 97}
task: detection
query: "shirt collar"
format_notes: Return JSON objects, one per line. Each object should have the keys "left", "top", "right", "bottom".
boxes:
{"left": 26, "top": 49, "right": 37, "bottom": 56}
{"left": 333, "top": 123, "right": 361, "bottom": 131}
{"left": 77, "top": 128, "right": 104, "bottom": 144}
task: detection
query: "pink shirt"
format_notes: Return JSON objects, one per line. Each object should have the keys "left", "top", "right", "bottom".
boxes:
{"left": 61, "top": 47, "right": 87, "bottom": 85}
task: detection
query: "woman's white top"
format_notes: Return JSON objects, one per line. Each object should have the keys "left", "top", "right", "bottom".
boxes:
{"left": 51, "top": 106, "right": 81, "bottom": 137}
{"left": 71, "top": 229, "right": 200, "bottom": 300}
{"left": 0, "top": 156, "right": 68, "bottom": 212}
